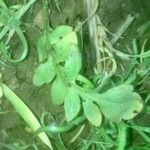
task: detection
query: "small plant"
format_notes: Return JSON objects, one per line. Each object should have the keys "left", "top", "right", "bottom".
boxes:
{"left": 32, "top": 23, "right": 150, "bottom": 150}
{"left": 33, "top": 24, "right": 145, "bottom": 126}
{"left": 31, "top": 1, "right": 150, "bottom": 147}
{"left": 0, "top": 0, "right": 150, "bottom": 150}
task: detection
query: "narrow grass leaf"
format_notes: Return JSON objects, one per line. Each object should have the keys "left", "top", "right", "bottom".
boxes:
{"left": 136, "top": 50, "right": 150, "bottom": 58}
{"left": 132, "top": 125, "right": 150, "bottom": 133}
{"left": 2, "top": 84, "right": 53, "bottom": 149}
{"left": 135, "top": 130, "right": 150, "bottom": 143}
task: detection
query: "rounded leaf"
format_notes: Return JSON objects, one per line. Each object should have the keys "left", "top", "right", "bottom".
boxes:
{"left": 122, "top": 92, "right": 143, "bottom": 120}
{"left": 64, "top": 87, "right": 81, "bottom": 121}
{"left": 33, "top": 57, "right": 56, "bottom": 86}
{"left": 64, "top": 44, "right": 81, "bottom": 81}
{"left": 51, "top": 77, "right": 68, "bottom": 105}
{"left": 49, "top": 25, "right": 73, "bottom": 45}
{"left": 37, "top": 32, "right": 50, "bottom": 62}
{"left": 83, "top": 100, "right": 102, "bottom": 127}
{"left": 53, "top": 32, "right": 78, "bottom": 63}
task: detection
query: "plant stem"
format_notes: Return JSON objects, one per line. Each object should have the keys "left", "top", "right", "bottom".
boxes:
{"left": 117, "top": 122, "right": 127, "bottom": 150}
{"left": 35, "top": 115, "right": 86, "bottom": 135}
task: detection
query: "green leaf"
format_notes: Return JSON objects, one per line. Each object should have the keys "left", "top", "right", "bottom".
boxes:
{"left": 83, "top": 100, "right": 102, "bottom": 127}
{"left": 136, "top": 50, "right": 150, "bottom": 58}
{"left": 53, "top": 31, "right": 78, "bottom": 63}
{"left": 33, "top": 56, "right": 56, "bottom": 86}
{"left": 64, "top": 87, "right": 81, "bottom": 121}
{"left": 96, "top": 85, "right": 143, "bottom": 123}
{"left": 51, "top": 77, "right": 68, "bottom": 105}
{"left": 55, "top": 31, "right": 78, "bottom": 46}
{"left": 64, "top": 44, "right": 81, "bottom": 81}
{"left": 37, "top": 31, "right": 50, "bottom": 62}
{"left": 2, "top": 84, "right": 52, "bottom": 149}
{"left": 49, "top": 25, "right": 73, "bottom": 45}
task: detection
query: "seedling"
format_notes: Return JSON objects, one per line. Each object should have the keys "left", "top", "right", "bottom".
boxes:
{"left": 0, "top": 0, "right": 150, "bottom": 149}
{"left": 33, "top": 25, "right": 144, "bottom": 129}
{"left": 32, "top": 5, "right": 150, "bottom": 147}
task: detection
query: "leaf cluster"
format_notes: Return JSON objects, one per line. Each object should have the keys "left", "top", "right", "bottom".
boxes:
{"left": 33, "top": 25, "right": 143, "bottom": 127}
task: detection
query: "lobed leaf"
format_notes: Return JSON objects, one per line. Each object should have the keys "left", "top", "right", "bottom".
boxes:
{"left": 64, "top": 87, "right": 81, "bottom": 121}
{"left": 96, "top": 85, "right": 143, "bottom": 123}
{"left": 33, "top": 56, "right": 56, "bottom": 86}
{"left": 83, "top": 100, "right": 102, "bottom": 127}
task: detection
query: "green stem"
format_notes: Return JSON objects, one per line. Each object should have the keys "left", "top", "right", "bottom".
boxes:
{"left": 35, "top": 115, "right": 86, "bottom": 136}
{"left": 77, "top": 74, "right": 94, "bottom": 88}
{"left": 124, "top": 73, "right": 137, "bottom": 84}
{"left": 99, "top": 128, "right": 115, "bottom": 145}
{"left": 117, "top": 122, "right": 127, "bottom": 150}
{"left": 95, "top": 74, "right": 110, "bottom": 92}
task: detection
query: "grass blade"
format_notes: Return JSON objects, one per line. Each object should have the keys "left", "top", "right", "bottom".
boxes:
{"left": 1, "top": 83, "right": 53, "bottom": 149}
